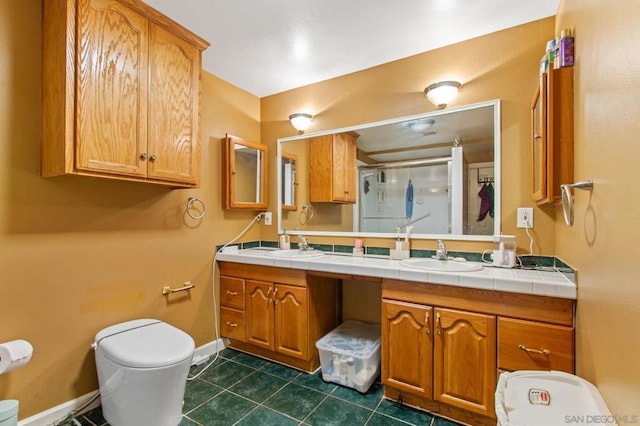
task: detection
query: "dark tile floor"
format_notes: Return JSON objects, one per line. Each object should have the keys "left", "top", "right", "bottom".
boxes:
{"left": 72, "top": 348, "right": 462, "bottom": 426}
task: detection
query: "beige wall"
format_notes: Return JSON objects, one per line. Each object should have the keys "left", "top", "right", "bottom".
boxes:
{"left": 0, "top": 0, "right": 263, "bottom": 418}
{"left": 555, "top": 0, "right": 640, "bottom": 414}
{"left": 261, "top": 18, "right": 557, "bottom": 255}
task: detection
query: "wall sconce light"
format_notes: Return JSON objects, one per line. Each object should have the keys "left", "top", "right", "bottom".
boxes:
{"left": 424, "top": 81, "right": 462, "bottom": 108}
{"left": 289, "top": 113, "right": 313, "bottom": 133}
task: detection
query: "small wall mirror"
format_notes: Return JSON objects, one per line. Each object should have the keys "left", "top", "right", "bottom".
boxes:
{"left": 222, "top": 134, "right": 268, "bottom": 210}
{"left": 281, "top": 152, "right": 298, "bottom": 211}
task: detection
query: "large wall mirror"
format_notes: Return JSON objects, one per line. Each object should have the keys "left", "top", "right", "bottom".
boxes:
{"left": 276, "top": 100, "right": 501, "bottom": 241}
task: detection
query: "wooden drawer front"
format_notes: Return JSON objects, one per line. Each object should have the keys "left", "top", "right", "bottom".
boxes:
{"left": 220, "top": 307, "right": 245, "bottom": 342}
{"left": 498, "top": 317, "right": 574, "bottom": 373}
{"left": 220, "top": 276, "right": 245, "bottom": 309}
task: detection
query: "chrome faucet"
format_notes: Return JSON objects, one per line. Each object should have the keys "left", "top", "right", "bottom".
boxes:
{"left": 433, "top": 239, "right": 448, "bottom": 260}
{"left": 298, "top": 235, "right": 313, "bottom": 251}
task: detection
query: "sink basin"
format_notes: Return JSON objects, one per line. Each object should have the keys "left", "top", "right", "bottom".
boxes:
{"left": 266, "top": 249, "right": 325, "bottom": 258}
{"left": 400, "top": 258, "right": 483, "bottom": 272}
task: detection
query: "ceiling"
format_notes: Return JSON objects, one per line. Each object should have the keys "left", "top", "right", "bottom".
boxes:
{"left": 144, "top": 0, "right": 559, "bottom": 98}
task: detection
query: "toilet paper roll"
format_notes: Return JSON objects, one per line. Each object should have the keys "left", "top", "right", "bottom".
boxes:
{"left": 0, "top": 340, "right": 33, "bottom": 374}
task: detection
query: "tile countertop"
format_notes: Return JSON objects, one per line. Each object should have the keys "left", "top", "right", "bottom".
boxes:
{"left": 216, "top": 248, "right": 576, "bottom": 300}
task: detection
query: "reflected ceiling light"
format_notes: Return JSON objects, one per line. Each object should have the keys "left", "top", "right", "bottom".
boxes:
{"left": 408, "top": 118, "right": 435, "bottom": 133}
{"left": 424, "top": 81, "right": 462, "bottom": 108}
{"left": 289, "top": 113, "right": 313, "bottom": 133}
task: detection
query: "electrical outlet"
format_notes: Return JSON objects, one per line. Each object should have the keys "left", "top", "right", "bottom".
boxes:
{"left": 517, "top": 207, "right": 533, "bottom": 228}
{"left": 263, "top": 212, "right": 272, "bottom": 225}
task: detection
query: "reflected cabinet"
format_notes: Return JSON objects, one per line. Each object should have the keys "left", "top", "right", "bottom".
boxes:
{"left": 281, "top": 152, "right": 298, "bottom": 211}
{"left": 531, "top": 66, "right": 574, "bottom": 205}
{"left": 222, "top": 134, "right": 268, "bottom": 210}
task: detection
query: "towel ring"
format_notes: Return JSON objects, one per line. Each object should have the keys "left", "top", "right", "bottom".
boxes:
{"left": 298, "top": 204, "right": 314, "bottom": 225}
{"left": 186, "top": 197, "right": 206, "bottom": 220}
{"left": 560, "top": 180, "right": 593, "bottom": 226}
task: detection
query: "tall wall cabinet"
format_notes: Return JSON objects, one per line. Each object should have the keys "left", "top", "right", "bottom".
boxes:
{"left": 42, "top": 0, "right": 210, "bottom": 188}
{"left": 309, "top": 132, "right": 358, "bottom": 203}
{"left": 531, "top": 66, "right": 574, "bottom": 204}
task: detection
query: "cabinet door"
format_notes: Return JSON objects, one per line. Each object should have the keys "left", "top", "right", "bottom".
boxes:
{"left": 245, "top": 280, "right": 274, "bottom": 350}
{"left": 332, "top": 133, "right": 357, "bottom": 203}
{"left": 382, "top": 300, "right": 433, "bottom": 399}
{"left": 434, "top": 308, "right": 496, "bottom": 418}
{"left": 148, "top": 23, "right": 200, "bottom": 185}
{"left": 531, "top": 75, "right": 547, "bottom": 202}
{"left": 76, "top": 0, "right": 148, "bottom": 177}
{"left": 274, "top": 284, "right": 308, "bottom": 360}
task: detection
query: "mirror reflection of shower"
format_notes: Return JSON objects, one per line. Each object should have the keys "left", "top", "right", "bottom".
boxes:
{"left": 357, "top": 144, "right": 493, "bottom": 236}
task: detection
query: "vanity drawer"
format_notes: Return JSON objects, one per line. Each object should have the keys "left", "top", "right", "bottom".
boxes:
{"left": 498, "top": 317, "right": 574, "bottom": 373}
{"left": 221, "top": 276, "right": 245, "bottom": 309}
{"left": 220, "top": 307, "right": 245, "bottom": 342}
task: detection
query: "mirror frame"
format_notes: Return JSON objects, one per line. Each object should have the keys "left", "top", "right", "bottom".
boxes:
{"left": 222, "top": 134, "right": 268, "bottom": 210}
{"left": 276, "top": 100, "right": 501, "bottom": 241}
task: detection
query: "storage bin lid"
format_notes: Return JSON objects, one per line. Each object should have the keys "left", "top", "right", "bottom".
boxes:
{"left": 94, "top": 319, "right": 194, "bottom": 368}
{"left": 0, "top": 400, "right": 18, "bottom": 422}
{"left": 316, "top": 320, "right": 380, "bottom": 358}
{"left": 495, "top": 370, "right": 615, "bottom": 426}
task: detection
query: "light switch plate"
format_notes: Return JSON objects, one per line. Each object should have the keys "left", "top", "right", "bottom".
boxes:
{"left": 264, "top": 212, "right": 272, "bottom": 225}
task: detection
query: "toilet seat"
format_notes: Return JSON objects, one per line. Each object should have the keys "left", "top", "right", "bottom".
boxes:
{"left": 95, "top": 319, "right": 194, "bottom": 368}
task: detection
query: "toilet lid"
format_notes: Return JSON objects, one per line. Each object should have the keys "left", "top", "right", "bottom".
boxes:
{"left": 95, "top": 319, "right": 195, "bottom": 368}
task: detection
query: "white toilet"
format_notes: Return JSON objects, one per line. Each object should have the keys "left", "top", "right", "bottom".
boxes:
{"left": 94, "top": 319, "right": 195, "bottom": 426}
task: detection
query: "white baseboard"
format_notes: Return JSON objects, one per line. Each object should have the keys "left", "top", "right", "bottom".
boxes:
{"left": 18, "top": 338, "right": 226, "bottom": 426}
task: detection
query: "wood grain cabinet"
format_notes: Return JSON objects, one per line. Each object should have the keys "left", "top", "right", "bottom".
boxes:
{"left": 382, "top": 300, "right": 496, "bottom": 419}
{"left": 42, "top": 0, "right": 209, "bottom": 188}
{"left": 218, "top": 262, "right": 341, "bottom": 372}
{"left": 382, "top": 279, "right": 575, "bottom": 426}
{"left": 309, "top": 132, "right": 358, "bottom": 203}
{"left": 531, "top": 66, "right": 574, "bottom": 204}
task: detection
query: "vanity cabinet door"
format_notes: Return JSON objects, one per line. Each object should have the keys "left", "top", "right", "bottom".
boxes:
{"left": 274, "top": 284, "right": 308, "bottom": 360}
{"left": 245, "top": 280, "right": 275, "bottom": 351}
{"left": 433, "top": 308, "right": 496, "bottom": 418}
{"left": 382, "top": 300, "right": 433, "bottom": 399}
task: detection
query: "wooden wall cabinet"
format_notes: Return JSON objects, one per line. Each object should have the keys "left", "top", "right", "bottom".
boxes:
{"left": 309, "top": 132, "right": 358, "bottom": 203}
{"left": 222, "top": 134, "right": 268, "bottom": 210}
{"left": 42, "top": 0, "right": 209, "bottom": 188}
{"left": 218, "top": 262, "right": 341, "bottom": 372}
{"left": 531, "top": 66, "right": 574, "bottom": 204}
{"left": 382, "top": 279, "right": 575, "bottom": 425}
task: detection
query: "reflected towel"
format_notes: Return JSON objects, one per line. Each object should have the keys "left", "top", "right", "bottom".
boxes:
{"left": 406, "top": 179, "right": 414, "bottom": 219}
{"left": 477, "top": 182, "right": 494, "bottom": 221}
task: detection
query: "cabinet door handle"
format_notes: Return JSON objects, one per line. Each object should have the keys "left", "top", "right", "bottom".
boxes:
{"left": 226, "top": 321, "right": 238, "bottom": 327}
{"left": 226, "top": 291, "right": 238, "bottom": 296}
{"left": 273, "top": 287, "right": 278, "bottom": 305}
{"left": 149, "top": 154, "right": 157, "bottom": 161}
{"left": 140, "top": 152, "right": 147, "bottom": 160}
{"left": 424, "top": 312, "right": 430, "bottom": 335}
{"left": 435, "top": 312, "right": 441, "bottom": 336}
{"left": 518, "top": 344, "right": 551, "bottom": 356}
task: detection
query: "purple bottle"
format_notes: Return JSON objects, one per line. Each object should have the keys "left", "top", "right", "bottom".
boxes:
{"left": 559, "top": 28, "right": 574, "bottom": 67}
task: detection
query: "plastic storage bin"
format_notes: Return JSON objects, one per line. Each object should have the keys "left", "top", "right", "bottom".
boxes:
{"left": 315, "top": 320, "right": 381, "bottom": 393}
{"left": 0, "top": 400, "right": 18, "bottom": 426}
{"left": 495, "top": 370, "right": 616, "bottom": 426}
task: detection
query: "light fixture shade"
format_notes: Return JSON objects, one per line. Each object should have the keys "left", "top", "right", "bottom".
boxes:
{"left": 424, "top": 81, "right": 462, "bottom": 108}
{"left": 289, "top": 113, "right": 313, "bottom": 133}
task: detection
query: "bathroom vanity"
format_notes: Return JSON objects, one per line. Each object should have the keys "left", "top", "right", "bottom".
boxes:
{"left": 217, "top": 249, "right": 576, "bottom": 425}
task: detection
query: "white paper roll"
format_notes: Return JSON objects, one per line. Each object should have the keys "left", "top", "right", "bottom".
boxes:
{"left": 0, "top": 340, "right": 33, "bottom": 374}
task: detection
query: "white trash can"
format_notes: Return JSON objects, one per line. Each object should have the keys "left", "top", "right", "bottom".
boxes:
{"left": 0, "top": 400, "right": 18, "bottom": 426}
{"left": 495, "top": 370, "right": 617, "bottom": 426}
